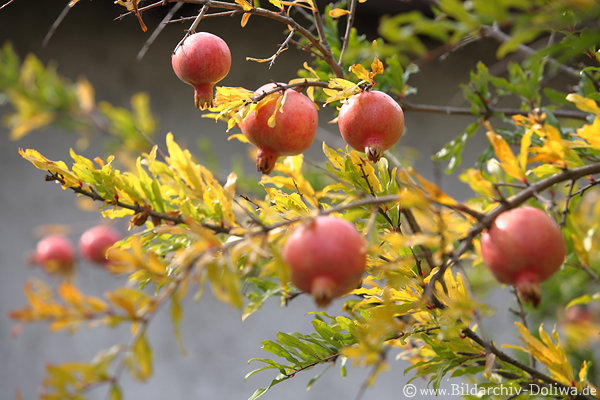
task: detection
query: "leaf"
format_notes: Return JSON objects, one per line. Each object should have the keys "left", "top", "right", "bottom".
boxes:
{"left": 566, "top": 93, "right": 600, "bottom": 115}
{"left": 566, "top": 293, "right": 600, "bottom": 308}
{"left": 235, "top": 0, "right": 253, "bottom": 11}
{"left": 459, "top": 169, "right": 494, "bottom": 198}
{"left": 329, "top": 8, "right": 350, "bottom": 18}
{"left": 129, "top": 332, "right": 153, "bottom": 380}
{"left": 575, "top": 117, "right": 600, "bottom": 150}
{"left": 485, "top": 130, "right": 524, "bottom": 181}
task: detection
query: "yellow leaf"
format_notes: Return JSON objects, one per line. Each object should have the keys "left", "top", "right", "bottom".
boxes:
{"left": 401, "top": 169, "right": 457, "bottom": 207}
{"left": 486, "top": 130, "right": 524, "bottom": 181}
{"left": 322, "top": 142, "right": 345, "bottom": 170}
{"left": 566, "top": 93, "right": 600, "bottom": 116}
{"left": 235, "top": 0, "right": 253, "bottom": 11}
{"left": 575, "top": 117, "right": 600, "bottom": 150}
{"left": 350, "top": 151, "right": 382, "bottom": 193}
{"left": 350, "top": 63, "right": 371, "bottom": 82}
{"left": 10, "top": 112, "right": 55, "bottom": 140}
{"left": 370, "top": 57, "right": 384, "bottom": 77}
{"left": 459, "top": 169, "right": 494, "bottom": 198}
{"left": 269, "top": 0, "right": 283, "bottom": 8}
{"left": 76, "top": 77, "right": 95, "bottom": 112}
{"left": 571, "top": 233, "right": 590, "bottom": 266}
{"left": 19, "top": 148, "right": 79, "bottom": 187}
{"left": 241, "top": 12, "right": 251, "bottom": 27}
{"left": 329, "top": 8, "right": 350, "bottom": 17}
{"left": 519, "top": 129, "right": 533, "bottom": 171}
{"left": 228, "top": 133, "right": 250, "bottom": 143}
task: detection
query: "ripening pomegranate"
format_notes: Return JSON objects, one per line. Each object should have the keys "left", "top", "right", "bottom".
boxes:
{"left": 282, "top": 215, "right": 367, "bottom": 307}
{"left": 480, "top": 206, "right": 566, "bottom": 306}
{"left": 338, "top": 90, "right": 404, "bottom": 162}
{"left": 172, "top": 32, "right": 231, "bottom": 109}
{"left": 79, "top": 225, "right": 122, "bottom": 265}
{"left": 240, "top": 84, "right": 318, "bottom": 174}
{"left": 34, "top": 235, "right": 75, "bottom": 274}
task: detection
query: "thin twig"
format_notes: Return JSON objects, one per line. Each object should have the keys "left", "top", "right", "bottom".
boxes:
{"left": 137, "top": 2, "right": 184, "bottom": 60}
{"left": 462, "top": 328, "right": 595, "bottom": 400}
{"left": 43, "top": 3, "right": 71, "bottom": 46}
{"left": 163, "top": 0, "right": 345, "bottom": 77}
{"left": 424, "top": 162, "right": 600, "bottom": 301}
{"left": 510, "top": 287, "right": 536, "bottom": 369}
{"left": 311, "top": 4, "right": 332, "bottom": 55}
{"left": 269, "top": 28, "right": 296, "bottom": 69}
{"left": 401, "top": 101, "right": 589, "bottom": 120}
{"left": 481, "top": 25, "right": 580, "bottom": 79}
{"left": 338, "top": 0, "right": 357, "bottom": 66}
{"left": 0, "top": 0, "right": 16, "bottom": 11}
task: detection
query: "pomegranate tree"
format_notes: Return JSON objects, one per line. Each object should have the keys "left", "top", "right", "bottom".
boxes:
{"left": 282, "top": 215, "right": 367, "bottom": 307}
{"left": 33, "top": 235, "right": 75, "bottom": 274}
{"left": 79, "top": 225, "right": 122, "bottom": 265}
{"left": 480, "top": 206, "right": 566, "bottom": 306}
{"left": 338, "top": 90, "right": 404, "bottom": 163}
{"left": 240, "top": 84, "right": 318, "bottom": 174}
{"left": 172, "top": 32, "right": 231, "bottom": 110}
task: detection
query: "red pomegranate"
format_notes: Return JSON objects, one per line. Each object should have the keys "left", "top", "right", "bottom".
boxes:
{"left": 34, "top": 235, "right": 75, "bottom": 274}
{"left": 480, "top": 206, "right": 566, "bottom": 306}
{"left": 240, "top": 84, "right": 318, "bottom": 174}
{"left": 79, "top": 225, "right": 122, "bottom": 264}
{"left": 338, "top": 90, "right": 404, "bottom": 162}
{"left": 282, "top": 215, "right": 367, "bottom": 307}
{"left": 172, "top": 32, "right": 231, "bottom": 109}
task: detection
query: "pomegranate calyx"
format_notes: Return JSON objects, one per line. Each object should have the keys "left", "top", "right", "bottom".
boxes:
{"left": 311, "top": 276, "right": 337, "bottom": 308}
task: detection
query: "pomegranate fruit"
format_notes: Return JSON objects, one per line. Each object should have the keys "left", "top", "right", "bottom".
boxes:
{"left": 172, "top": 32, "right": 231, "bottom": 110}
{"left": 480, "top": 206, "right": 566, "bottom": 306}
{"left": 34, "top": 235, "right": 75, "bottom": 274}
{"left": 282, "top": 215, "right": 367, "bottom": 307}
{"left": 240, "top": 84, "right": 318, "bottom": 174}
{"left": 79, "top": 225, "right": 122, "bottom": 265}
{"left": 338, "top": 90, "right": 404, "bottom": 162}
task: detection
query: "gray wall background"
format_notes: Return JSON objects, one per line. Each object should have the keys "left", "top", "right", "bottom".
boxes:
{"left": 0, "top": 1, "right": 508, "bottom": 399}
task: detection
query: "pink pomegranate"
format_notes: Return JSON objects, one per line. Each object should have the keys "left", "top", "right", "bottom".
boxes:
{"left": 282, "top": 215, "right": 367, "bottom": 307}
{"left": 480, "top": 206, "right": 566, "bottom": 306}
{"left": 240, "top": 84, "right": 318, "bottom": 174}
{"left": 79, "top": 225, "right": 122, "bottom": 264}
{"left": 338, "top": 90, "right": 404, "bottom": 162}
{"left": 172, "top": 32, "right": 231, "bottom": 109}
{"left": 34, "top": 235, "right": 75, "bottom": 274}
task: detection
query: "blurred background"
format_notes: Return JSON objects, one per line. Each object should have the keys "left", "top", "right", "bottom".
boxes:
{"left": 0, "top": 1, "right": 500, "bottom": 399}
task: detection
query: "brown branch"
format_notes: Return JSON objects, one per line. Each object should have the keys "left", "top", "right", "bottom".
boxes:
{"left": 401, "top": 101, "right": 589, "bottom": 120}
{"left": 461, "top": 328, "right": 595, "bottom": 400}
{"left": 43, "top": 3, "right": 71, "bottom": 46}
{"left": 137, "top": 2, "right": 184, "bottom": 60}
{"left": 481, "top": 25, "right": 580, "bottom": 80}
{"left": 0, "top": 0, "right": 16, "bottom": 11}
{"left": 338, "top": 0, "right": 357, "bottom": 66}
{"left": 45, "top": 172, "right": 231, "bottom": 234}
{"left": 164, "top": 0, "right": 345, "bottom": 77}
{"left": 425, "top": 161, "right": 600, "bottom": 299}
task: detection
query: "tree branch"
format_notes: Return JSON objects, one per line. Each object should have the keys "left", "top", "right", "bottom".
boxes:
{"left": 164, "top": 0, "right": 345, "bottom": 77}
{"left": 425, "top": 162, "right": 600, "bottom": 298}
{"left": 462, "top": 328, "right": 595, "bottom": 400}
{"left": 401, "top": 101, "right": 589, "bottom": 120}
{"left": 338, "top": 0, "right": 357, "bottom": 66}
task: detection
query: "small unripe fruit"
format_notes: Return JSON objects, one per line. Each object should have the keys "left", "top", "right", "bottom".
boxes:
{"left": 172, "top": 32, "right": 231, "bottom": 109}
{"left": 480, "top": 206, "right": 566, "bottom": 306}
{"left": 282, "top": 216, "right": 367, "bottom": 307}
{"left": 241, "top": 84, "right": 318, "bottom": 174}
{"left": 34, "top": 235, "right": 75, "bottom": 274}
{"left": 338, "top": 90, "right": 404, "bottom": 163}
{"left": 79, "top": 225, "right": 122, "bottom": 264}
